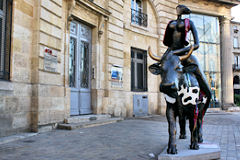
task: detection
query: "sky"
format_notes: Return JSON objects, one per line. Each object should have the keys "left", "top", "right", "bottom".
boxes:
{"left": 232, "top": 5, "right": 240, "bottom": 22}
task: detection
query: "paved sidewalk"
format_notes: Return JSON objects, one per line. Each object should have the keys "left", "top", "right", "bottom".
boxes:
{"left": 0, "top": 111, "right": 240, "bottom": 160}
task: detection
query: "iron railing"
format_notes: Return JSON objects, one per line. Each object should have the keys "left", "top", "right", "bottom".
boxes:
{"left": 131, "top": 9, "right": 148, "bottom": 27}
{"left": 233, "top": 64, "right": 240, "bottom": 71}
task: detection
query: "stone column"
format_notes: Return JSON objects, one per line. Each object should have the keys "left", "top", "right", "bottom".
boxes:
{"left": 220, "top": 16, "right": 234, "bottom": 109}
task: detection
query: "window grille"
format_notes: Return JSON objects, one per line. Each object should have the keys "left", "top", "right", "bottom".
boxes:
{"left": 131, "top": 0, "right": 147, "bottom": 27}
{"left": 131, "top": 48, "right": 147, "bottom": 92}
{"left": 131, "top": 9, "right": 148, "bottom": 27}
{"left": 0, "top": 0, "right": 12, "bottom": 80}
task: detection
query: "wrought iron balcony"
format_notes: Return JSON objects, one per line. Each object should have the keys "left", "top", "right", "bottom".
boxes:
{"left": 233, "top": 64, "right": 240, "bottom": 71}
{"left": 131, "top": 9, "right": 148, "bottom": 27}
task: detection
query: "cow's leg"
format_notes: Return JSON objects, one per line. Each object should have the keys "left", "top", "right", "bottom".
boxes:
{"left": 177, "top": 97, "right": 186, "bottom": 139}
{"left": 197, "top": 118, "right": 203, "bottom": 143}
{"left": 197, "top": 103, "right": 204, "bottom": 143}
{"left": 189, "top": 107, "right": 199, "bottom": 150}
{"left": 166, "top": 104, "right": 178, "bottom": 154}
{"left": 179, "top": 115, "right": 186, "bottom": 139}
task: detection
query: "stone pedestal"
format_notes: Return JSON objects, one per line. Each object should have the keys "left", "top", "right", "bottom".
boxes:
{"left": 158, "top": 139, "right": 221, "bottom": 160}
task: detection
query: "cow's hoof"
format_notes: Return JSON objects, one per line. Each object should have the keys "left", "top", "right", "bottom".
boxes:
{"left": 190, "top": 143, "right": 199, "bottom": 150}
{"left": 179, "top": 134, "right": 186, "bottom": 139}
{"left": 198, "top": 136, "right": 203, "bottom": 143}
{"left": 167, "top": 146, "right": 178, "bottom": 154}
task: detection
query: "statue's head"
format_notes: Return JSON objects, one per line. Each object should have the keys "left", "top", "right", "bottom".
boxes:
{"left": 176, "top": 5, "right": 191, "bottom": 16}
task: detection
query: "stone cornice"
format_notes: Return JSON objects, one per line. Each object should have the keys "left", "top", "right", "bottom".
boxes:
{"left": 208, "top": 0, "right": 240, "bottom": 6}
{"left": 231, "top": 20, "right": 240, "bottom": 25}
{"left": 75, "top": 0, "right": 111, "bottom": 17}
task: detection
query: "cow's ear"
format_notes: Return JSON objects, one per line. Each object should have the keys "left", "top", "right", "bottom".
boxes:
{"left": 149, "top": 63, "right": 162, "bottom": 75}
{"left": 183, "top": 64, "right": 197, "bottom": 73}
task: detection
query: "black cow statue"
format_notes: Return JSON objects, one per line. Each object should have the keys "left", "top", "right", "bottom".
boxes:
{"left": 148, "top": 5, "right": 211, "bottom": 154}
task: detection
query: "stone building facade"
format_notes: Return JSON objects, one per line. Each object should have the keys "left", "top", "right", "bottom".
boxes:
{"left": 232, "top": 21, "right": 240, "bottom": 97}
{"left": 0, "top": 0, "right": 239, "bottom": 137}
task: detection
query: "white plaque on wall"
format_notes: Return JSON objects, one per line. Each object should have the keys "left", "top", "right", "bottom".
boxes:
{"left": 44, "top": 47, "right": 58, "bottom": 73}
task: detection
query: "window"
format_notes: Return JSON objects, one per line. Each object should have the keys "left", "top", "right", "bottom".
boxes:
{"left": 233, "top": 55, "right": 240, "bottom": 70}
{"left": 131, "top": 48, "right": 147, "bottom": 91}
{"left": 0, "top": 0, "right": 12, "bottom": 80}
{"left": 131, "top": 0, "right": 147, "bottom": 27}
{"left": 234, "top": 37, "right": 239, "bottom": 49}
{"left": 184, "top": 14, "right": 221, "bottom": 107}
{"left": 233, "top": 26, "right": 239, "bottom": 33}
{"left": 234, "top": 76, "right": 240, "bottom": 84}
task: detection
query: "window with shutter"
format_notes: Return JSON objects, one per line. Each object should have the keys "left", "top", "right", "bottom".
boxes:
{"left": 0, "top": 0, "right": 12, "bottom": 80}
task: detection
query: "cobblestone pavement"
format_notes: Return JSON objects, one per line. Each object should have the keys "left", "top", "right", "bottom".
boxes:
{"left": 0, "top": 111, "right": 240, "bottom": 160}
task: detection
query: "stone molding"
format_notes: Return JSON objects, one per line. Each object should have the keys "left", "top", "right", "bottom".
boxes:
{"left": 75, "top": 0, "right": 111, "bottom": 17}
{"left": 219, "top": 16, "right": 232, "bottom": 25}
{"left": 0, "top": 81, "right": 13, "bottom": 91}
{"left": 209, "top": 0, "right": 240, "bottom": 6}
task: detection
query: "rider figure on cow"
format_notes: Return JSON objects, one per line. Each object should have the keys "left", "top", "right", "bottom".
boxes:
{"left": 148, "top": 4, "right": 212, "bottom": 154}
{"left": 162, "top": 4, "right": 211, "bottom": 113}
{"left": 165, "top": 4, "right": 211, "bottom": 143}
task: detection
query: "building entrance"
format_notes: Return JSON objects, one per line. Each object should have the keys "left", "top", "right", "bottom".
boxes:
{"left": 69, "top": 21, "right": 92, "bottom": 115}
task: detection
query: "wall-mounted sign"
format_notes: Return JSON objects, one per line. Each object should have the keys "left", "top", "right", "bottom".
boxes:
{"left": 44, "top": 47, "right": 58, "bottom": 72}
{"left": 111, "top": 65, "right": 123, "bottom": 88}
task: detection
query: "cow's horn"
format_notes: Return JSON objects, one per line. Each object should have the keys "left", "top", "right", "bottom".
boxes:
{"left": 148, "top": 46, "right": 161, "bottom": 61}
{"left": 179, "top": 45, "right": 194, "bottom": 61}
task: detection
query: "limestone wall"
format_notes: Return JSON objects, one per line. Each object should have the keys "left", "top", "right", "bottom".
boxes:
{"left": 97, "top": 0, "right": 178, "bottom": 116}
{"left": 0, "top": 0, "right": 34, "bottom": 136}
{"left": 34, "top": 0, "right": 69, "bottom": 130}
{"left": 232, "top": 22, "right": 240, "bottom": 91}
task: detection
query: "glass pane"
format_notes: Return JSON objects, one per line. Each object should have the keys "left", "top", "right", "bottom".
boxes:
{"left": 0, "top": 17, "right": 2, "bottom": 74}
{"left": 215, "top": 18, "right": 220, "bottom": 43}
{"left": 0, "top": 0, "right": 3, "bottom": 10}
{"left": 208, "top": 59, "right": 216, "bottom": 72}
{"left": 238, "top": 56, "right": 240, "bottom": 66}
{"left": 196, "top": 42, "right": 205, "bottom": 55}
{"left": 204, "top": 15, "right": 217, "bottom": 43}
{"left": 205, "top": 43, "right": 216, "bottom": 55}
{"left": 194, "top": 43, "right": 205, "bottom": 71}
{"left": 136, "top": 0, "right": 142, "bottom": 11}
{"left": 131, "top": 50, "right": 135, "bottom": 58}
{"left": 69, "top": 38, "right": 76, "bottom": 87}
{"left": 131, "top": 61, "right": 135, "bottom": 90}
{"left": 190, "top": 14, "right": 204, "bottom": 41}
{"left": 80, "top": 42, "right": 89, "bottom": 88}
{"left": 234, "top": 37, "right": 239, "bottom": 48}
{"left": 131, "top": 0, "right": 134, "bottom": 9}
{"left": 196, "top": 54, "right": 205, "bottom": 72}
{"left": 137, "top": 63, "right": 143, "bottom": 89}
{"left": 234, "top": 56, "right": 237, "bottom": 65}
{"left": 70, "top": 22, "right": 77, "bottom": 35}
{"left": 137, "top": 52, "right": 143, "bottom": 59}
{"left": 80, "top": 25, "right": 90, "bottom": 40}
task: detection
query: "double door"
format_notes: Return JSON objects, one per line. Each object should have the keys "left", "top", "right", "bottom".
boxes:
{"left": 69, "top": 21, "right": 92, "bottom": 115}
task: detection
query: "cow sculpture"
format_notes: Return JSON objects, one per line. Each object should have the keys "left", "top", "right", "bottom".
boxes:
{"left": 148, "top": 46, "right": 209, "bottom": 154}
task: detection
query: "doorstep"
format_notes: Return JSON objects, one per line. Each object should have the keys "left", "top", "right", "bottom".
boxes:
{"left": 58, "top": 115, "right": 123, "bottom": 130}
